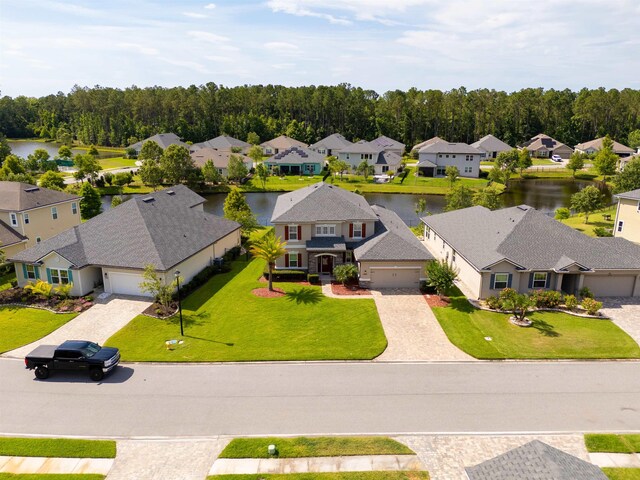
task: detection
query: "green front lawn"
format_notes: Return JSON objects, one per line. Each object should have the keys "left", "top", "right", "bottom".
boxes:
{"left": 560, "top": 205, "right": 616, "bottom": 237}
{"left": 431, "top": 289, "right": 640, "bottom": 359}
{"left": 209, "top": 473, "right": 429, "bottom": 480}
{"left": 0, "top": 437, "right": 116, "bottom": 458}
{"left": 219, "top": 437, "right": 414, "bottom": 459}
{"left": 585, "top": 434, "right": 640, "bottom": 453}
{"left": 106, "top": 259, "right": 386, "bottom": 361}
{"left": 0, "top": 307, "right": 78, "bottom": 353}
{"left": 603, "top": 469, "right": 640, "bottom": 480}
{"left": 0, "top": 475, "right": 104, "bottom": 480}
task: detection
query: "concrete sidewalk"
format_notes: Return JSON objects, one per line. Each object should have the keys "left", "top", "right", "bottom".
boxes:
{"left": 209, "top": 454, "right": 424, "bottom": 475}
{"left": 590, "top": 452, "right": 640, "bottom": 468}
{"left": 0, "top": 456, "right": 113, "bottom": 474}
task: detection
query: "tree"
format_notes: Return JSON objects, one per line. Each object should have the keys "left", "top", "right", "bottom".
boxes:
{"left": 138, "top": 140, "right": 163, "bottom": 162}
{"left": 501, "top": 291, "right": 534, "bottom": 323}
{"left": 333, "top": 263, "right": 359, "bottom": 286}
{"left": 111, "top": 195, "right": 123, "bottom": 208}
{"left": 138, "top": 264, "right": 175, "bottom": 309}
{"left": 248, "top": 145, "right": 264, "bottom": 165}
{"left": 329, "top": 158, "right": 349, "bottom": 180}
{"left": 113, "top": 171, "right": 132, "bottom": 192}
{"left": 227, "top": 154, "right": 248, "bottom": 182}
{"left": 56, "top": 125, "right": 73, "bottom": 146}
{"left": 567, "top": 152, "right": 586, "bottom": 178}
{"left": 593, "top": 135, "right": 618, "bottom": 182}
{"left": 425, "top": 259, "right": 459, "bottom": 297}
{"left": 613, "top": 158, "right": 640, "bottom": 193}
{"left": 247, "top": 132, "right": 260, "bottom": 145}
{"left": 160, "top": 144, "right": 193, "bottom": 184}
{"left": 414, "top": 198, "right": 427, "bottom": 218}
{"left": 356, "top": 159, "right": 373, "bottom": 180}
{"left": 627, "top": 129, "right": 640, "bottom": 150}
{"left": 223, "top": 188, "right": 258, "bottom": 231}
{"left": 0, "top": 155, "right": 26, "bottom": 177}
{"left": 39, "top": 171, "right": 66, "bottom": 191}
{"left": 202, "top": 159, "right": 223, "bottom": 185}
{"left": 255, "top": 162, "right": 269, "bottom": 189}
{"left": 0, "top": 134, "right": 10, "bottom": 164}
{"left": 473, "top": 186, "right": 502, "bottom": 210}
{"left": 445, "top": 184, "right": 474, "bottom": 211}
{"left": 26, "top": 148, "right": 50, "bottom": 172}
{"left": 250, "top": 232, "right": 287, "bottom": 292}
{"left": 493, "top": 148, "right": 518, "bottom": 188}
{"left": 570, "top": 185, "right": 603, "bottom": 224}
{"left": 87, "top": 145, "right": 99, "bottom": 156}
{"left": 79, "top": 182, "right": 102, "bottom": 220}
{"left": 445, "top": 165, "right": 459, "bottom": 187}
{"left": 57, "top": 145, "right": 72, "bottom": 160}
{"left": 138, "top": 159, "right": 163, "bottom": 190}
{"left": 517, "top": 148, "right": 532, "bottom": 175}
{"left": 73, "top": 153, "right": 102, "bottom": 184}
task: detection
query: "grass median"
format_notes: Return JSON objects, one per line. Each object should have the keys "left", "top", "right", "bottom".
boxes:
{"left": 0, "top": 475, "right": 105, "bottom": 480}
{"left": 585, "top": 434, "right": 640, "bottom": 453}
{"left": 209, "top": 473, "right": 429, "bottom": 480}
{"left": 0, "top": 437, "right": 116, "bottom": 458}
{"left": 602, "top": 469, "right": 640, "bottom": 480}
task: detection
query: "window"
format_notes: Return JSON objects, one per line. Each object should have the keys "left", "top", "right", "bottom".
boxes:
{"left": 493, "top": 273, "right": 509, "bottom": 289}
{"left": 10, "top": 213, "right": 17, "bottom": 227}
{"left": 438, "top": 154, "right": 442, "bottom": 158}
{"left": 637, "top": 201, "right": 640, "bottom": 213}
{"left": 50, "top": 268, "right": 69, "bottom": 285}
{"left": 466, "top": 155, "right": 474, "bottom": 161}
{"left": 445, "top": 154, "right": 449, "bottom": 158}
{"left": 452, "top": 155, "right": 456, "bottom": 158}
{"left": 71, "top": 202, "right": 78, "bottom": 215}
{"left": 25, "top": 264, "right": 37, "bottom": 280}
{"left": 436, "top": 167, "right": 446, "bottom": 176}
{"left": 288, "top": 225, "right": 298, "bottom": 240}
{"left": 24, "top": 213, "right": 29, "bottom": 224}
{"left": 464, "top": 166, "right": 473, "bottom": 173}
{"left": 346, "top": 154, "right": 350, "bottom": 160}
{"left": 425, "top": 226, "right": 431, "bottom": 240}
{"left": 345, "top": 251, "right": 353, "bottom": 262}
{"left": 382, "top": 165, "right": 389, "bottom": 173}
{"left": 51, "top": 207, "right": 58, "bottom": 220}
{"left": 532, "top": 272, "right": 547, "bottom": 288}
{"left": 36, "top": 237, "right": 41, "bottom": 243}
{"left": 353, "top": 223, "right": 362, "bottom": 238}
{"left": 316, "top": 224, "right": 336, "bottom": 236}
{"left": 617, "top": 221, "right": 624, "bottom": 232}
{"left": 361, "top": 153, "right": 372, "bottom": 160}
{"left": 452, "top": 250, "right": 456, "bottom": 263}
{"left": 318, "top": 148, "right": 326, "bottom": 154}
{"left": 288, "top": 253, "right": 298, "bottom": 268}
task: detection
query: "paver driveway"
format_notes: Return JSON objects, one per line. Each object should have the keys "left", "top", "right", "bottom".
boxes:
{"left": 601, "top": 297, "right": 640, "bottom": 346}
{"left": 3, "top": 295, "right": 150, "bottom": 358}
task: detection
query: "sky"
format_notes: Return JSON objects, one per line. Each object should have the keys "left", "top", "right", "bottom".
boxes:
{"left": 0, "top": 0, "right": 639, "bottom": 98}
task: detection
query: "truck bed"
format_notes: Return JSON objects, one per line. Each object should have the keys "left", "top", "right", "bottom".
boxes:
{"left": 25, "top": 345, "right": 57, "bottom": 361}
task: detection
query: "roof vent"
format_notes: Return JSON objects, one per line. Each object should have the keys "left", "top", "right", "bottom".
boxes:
{"left": 24, "top": 187, "right": 40, "bottom": 192}
{"left": 142, "top": 197, "right": 155, "bottom": 203}
{"left": 166, "top": 190, "right": 175, "bottom": 195}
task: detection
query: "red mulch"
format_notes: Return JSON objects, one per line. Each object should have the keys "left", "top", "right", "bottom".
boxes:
{"left": 423, "top": 294, "right": 450, "bottom": 308}
{"left": 258, "top": 277, "right": 309, "bottom": 286}
{"left": 331, "top": 282, "right": 372, "bottom": 296}
{"left": 252, "top": 287, "right": 286, "bottom": 298}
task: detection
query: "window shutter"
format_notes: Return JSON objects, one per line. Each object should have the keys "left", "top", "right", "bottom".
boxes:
{"left": 528, "top": 273, "right": 534, "bottom": 289}
{"left": 297, "top": 225, "right": 302, "bottom": 240}
{"left": 22, "top": 264, "right": 28, "bottom": 279}
{"left": 545, "top": 273, "right": 551, "bottom": 289}
{"left": 46, "top": 268, "right": 52, "bottom": 283}
{"left": 349, "top": 223, "right": 354, "bottom": 237}
{"left": 68, "top": 269, "right": 73, "bottom": 283}
{"left": 35, "top": 267, "right": 41, "bottom": 280}
{"left": 362, "top": 223, "right": 366, "bottom": 237}
{"left": 298, "top": 253, "right": 302, "bottom": 266}
{"left": 285, "top": 255, "right": 289, "bottom": 268}
{"left": 284, "top": 227, "right": 289, "bottom": 241}
{"left": 507, "top": 273, "right": 513, "bottom": 288}
{"left": 490, "top": 273, "right": 495, "bottom": 289}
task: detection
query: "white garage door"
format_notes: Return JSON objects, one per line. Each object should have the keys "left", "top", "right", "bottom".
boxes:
{"left": 583, "top": 275, "right": 636, "bottom": 297}
{"left": 370, "top": 267, "right": 421, "bottom": 289}
{"left": 109, "top": 272, "right": 148, "bottom": 296}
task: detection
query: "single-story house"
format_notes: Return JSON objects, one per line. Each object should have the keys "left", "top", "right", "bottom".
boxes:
{"left": 619, "top": 153, "right": 639, "bottom": 171}
{"left": 190, "top": 135, "right": 251, "bottom": 154}
{"left": 9, "top": 185, "right": 241, "bottom": 297}
{"left": 271, "top": 182, "right": 432, "bottom": 288}
{"left": 470, "top": 134, "right": 512, "bottom": 160}
{"left": 372, "top": 151, "right": 402, "bottom": 175}
{"left": 308, "top": 133, "right": 353, "bottom": 156}
{"left": 190, "top": 148, "right": 253, "bottom": 177}
{"left": 411, "top": 136, "right": 446, "bottom": 154}
{"left": 260, "top": 135, "right": 308, "bottom": 156}
{"left": 264, "top": 147, "right": 325, "bottom": 175}
{"left": 129, "top": 133, "right": 189, "bottom": 154}
{"left": 417, "top": 142, "right": 482, "bottom": 178}
{"left": 422, "top": 204, "right": 640, "bottom": 298}
{"left": 369, "top": 135, "right": 405, "bottom": 157}
{"left": 614, "top": 187, "right": 640, "bottom": 244}
{"left": 520, "top": 133, "right": 573, "bottom": 159}
{"left": 575, "top": 137, "right": 635, "bottom": 157}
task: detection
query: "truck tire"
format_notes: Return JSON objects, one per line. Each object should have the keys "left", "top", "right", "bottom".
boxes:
{"left": 34, "top": 365, "right": 49, "bottom": 380}
{"left": 90, "top": 368, "right": 104, "bottom": 382}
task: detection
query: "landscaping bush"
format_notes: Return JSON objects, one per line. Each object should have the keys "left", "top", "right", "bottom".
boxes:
{"left": 174, "top": 264, "right": 222, "bottom": 299}
{"left": 564, "top": 294, "right": 578, "bottom": 311}
{"left": 334, "top": 263, "right": 359, "bottom": 286}
{"left": 94, "top": 176, "right": 105, "bottom": 188}
{"left": 593, "top": 226, "right": 613, "bottom": 237}
{"left": 307, "top": 273, "right": 320, "bottom": 285}
{"left": 579, "top": 286, "right": 594, "bottom": 299}
{"left": 263, "top": 270, "right": 307, "bottom": 282}
{"left": 554, "top": 207, "right": 571, "bottom": 220}
{"left": 530, "top": 289, "right": 563, "bottom": 308}
{"left": 419, "top": 280, "right": 437, "bottom": 294}
{"left": 485, "top": 295, "right": 502, "bottom": 310}
{"left": 498, "top": 287, "right": 517, "bottom": 304}
{"left": 223, "top": 246, "right": 242, "bottom": 262}
{"left": 425, "top": 259, "right": 459, "bottom": 296}
{"left": 582, "top": 297, "right": 603, "bottom": 315}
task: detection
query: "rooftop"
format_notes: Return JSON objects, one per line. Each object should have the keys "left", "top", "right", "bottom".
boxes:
{"left": 0, "top": 182, "right": 80, "bottom": 212}
{"left": 261, "top": 135, "right": 307, "bottom": 150}
{"left": 266, "top": 146, "right": 326, "bottom": 165}
{"left": 129, "top": 132, "right": 188, "bottom": 151}
{"left": 419, "top": 142, "right": 482, "bottom": 155}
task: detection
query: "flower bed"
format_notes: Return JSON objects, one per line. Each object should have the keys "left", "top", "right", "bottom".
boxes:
{"left": 252, "top": 287, "right": 286, "bottom": 298}
{"left": 331, "top": 282, "right": 371, "bottom": 296}
{"left": 424, "top": 294, "right": 450, "bottom": 308}
{"left": 0, "top": 287, "right": 94, "bottom": 313}
{"left": 142, "top": 301, "right": 178, "bottom": 319}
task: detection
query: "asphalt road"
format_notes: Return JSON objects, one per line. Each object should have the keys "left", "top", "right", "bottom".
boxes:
{"left": 2, "top": 359, "right": 639, "bottom": 438}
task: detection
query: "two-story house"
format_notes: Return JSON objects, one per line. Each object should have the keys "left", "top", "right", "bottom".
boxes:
{"left": 613, "top": 188, "right": 640, "bottom": 244}
{"left": 190, "top": 135, "right": 251, "bottom": 154}
{"left": 129, "top": 133, "right": 189, "bottom": 155}
{"left": 270, "top": 183, "right": 432, "bottom": 288}
{"left": 260, "top": 135, "right": 307, "bottom": 156}
{"left": 337, "top": 138, "right": 404, "bottom": 174}
{"left": 0, "top": 182, "right": 81, "bottom": 259}
{"left": 417, "top": 142, "right": 482, "bottom": 178}
{"left": 308, "top": 133, "right": 353, "bottom": 156}
{"left": 263, "top": 147, "right": 325, "bottom": 175}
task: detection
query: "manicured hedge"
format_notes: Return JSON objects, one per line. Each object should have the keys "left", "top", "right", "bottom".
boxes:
{"left": 264, "top": 270, "right": 307, "bottom": 282}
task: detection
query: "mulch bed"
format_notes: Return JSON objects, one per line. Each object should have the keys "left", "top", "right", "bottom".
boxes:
{"left": 252, "top": 287, "right": 286, "bottom": 298}
{"left": 331, "top": 282, "right": 371, "bottom": 296}
{"left": 423, "top": 294, "right": 450, "bottom": 308}
{"left": 0, "top": 287, "right": 94, "bottom": 313}
{"left": 142, "top": 302, "right": 178, "bottom": 318}
{"left": 259, "top": 277, "right": 310, "bottom": 286}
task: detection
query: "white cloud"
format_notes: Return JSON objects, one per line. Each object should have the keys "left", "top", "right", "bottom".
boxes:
{"left": 204, "top": 3, "right": 216, "bottom": 8}
{"left": 205, "top": 55, "right": 233, "bottom": 63}
{"left": 116, "top": 43, "right": 159, "bottom": 56}
{"left": 187, "top": 31, "right": 230, "bottom": 43}
{"left": 183, "top": 12, "right": 208, "bottom": 18}
{"left": 267, "top": 0, "right": 352, "bottom": 25}
{"left": 264, "top": 41, "right": 301, "bottom": 55}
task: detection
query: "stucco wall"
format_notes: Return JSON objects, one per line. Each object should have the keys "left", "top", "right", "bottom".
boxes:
{"left": 614, "top": 198, "right": 640, "bottom": 244}
{"left": 418, "top": 152, "right": 480, "bottom": 178}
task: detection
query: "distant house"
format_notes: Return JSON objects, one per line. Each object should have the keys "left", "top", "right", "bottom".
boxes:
{"left": 264, "top": 147, "right": 324, "bottom": 175}
{"left": 411, "top": 136, "right": 446, "bottom": 154}
{"left": 620, "top": 153, "right": 639, "bottom": 171}
{"left": 129, "top": 133, "right": 189, "bottom": 154}
{"left": 190, "top": 135, "right": 251, "bottom": 154}
{"left": 372, "top": 151, "right": 402, "bottom": 175}
{"left": 10, "top": 186, "right": 241, "bottom": 297}
{"left": 471, "top": 134, "right": 512, "bottom": 160}
{"left": 417, "top": 142, "right": 482, "bottom": 178}
{"left": 422, "top": 204, "right": 640, "bottom": 299}
{"left": 575, "top": 137, "right": 635, "bottom": 157}
{"left": 271, "top": 182, "right": 432, "bottom": 288}
{"left": 613, "top": 188, "right": 640, "bottom": 244}
{"left": 369, "top": 135, "right": 405, "bottom": 157}
{"left": 261, "top": 135, "right": 308, "bottom": 156}
{"left": 0, "top": 182, "right": 81, "bottom": 259}
{"left": 190, "top": 148, "right": 253, "bottom": 177}
{"left": 308, "top": 133, "right": 353, "bottom": 156}
{"left": 520, "top": 133, "right": 573, "bottom": 159}
{"left": 337, "top": 141, "right": 382, "bottom": 170}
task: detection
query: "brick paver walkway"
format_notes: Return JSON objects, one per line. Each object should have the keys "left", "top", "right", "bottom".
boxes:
{"left": 601, "top": 298, "right": 640, "bottom": 346}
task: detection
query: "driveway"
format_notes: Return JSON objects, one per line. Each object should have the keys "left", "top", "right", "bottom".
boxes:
{"left": 2, "top": 295, "right": 150, "bottom": 358}
{"left": 372, "top": 289, "right": 474, "bottom": 361}
{"left": 601, "top": 297, "right": 640, "bottom": 346}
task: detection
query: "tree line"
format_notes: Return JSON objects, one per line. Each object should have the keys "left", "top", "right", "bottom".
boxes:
{"left": 1, "top": 84, "right": 639, "bottom": 150}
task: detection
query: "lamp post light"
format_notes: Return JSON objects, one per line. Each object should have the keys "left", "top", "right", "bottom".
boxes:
{"left": 174, "top": 270, "right": 183, "bottom": 336}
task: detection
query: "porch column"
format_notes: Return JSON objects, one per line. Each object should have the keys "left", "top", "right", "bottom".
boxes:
{"left": 633, "top": 274, "right": 640, "bottom": 297}
{"left": 308, "top": 256, "right": 317, "bottom": 274}
{"left": 577, "top": 274, "right": 585, "bottom": 292}
{"left": 555, "top": 273, "right": 564, "bottom": 291}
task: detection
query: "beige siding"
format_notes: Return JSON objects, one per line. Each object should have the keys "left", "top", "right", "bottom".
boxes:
{"left": 2, "top": 242, "right": 26, "bottom": 260}
{"left": 614, "top": 198, "right": 640, "bottom": 244}
{"left": 480, "top": 262, "right": 525, "bottom": 299}
{"left": 583, "top": 273, "right": 639, "bottom": 297}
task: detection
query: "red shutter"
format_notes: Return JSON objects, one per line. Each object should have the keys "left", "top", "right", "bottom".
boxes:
{"left": 297, "top": 225, "right": 302, "bottom": 240}
{"left": 362, "top": 223, "right": 366, "bottom": 237}
{"left": 285, "top": 254, "right": 289, "bottom": 267}
{"left": 349, "top": 223, "right": 354, "bottom": 237}
{"left": 284, "top": 226, "right": 289, "bottom": 241}
{"left": 298, "top": 253, "right": 302, "bottom": 266}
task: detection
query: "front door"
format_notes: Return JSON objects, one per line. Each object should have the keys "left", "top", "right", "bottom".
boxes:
{"left": 318, "top": 256, "right": 334, "bottom": 274}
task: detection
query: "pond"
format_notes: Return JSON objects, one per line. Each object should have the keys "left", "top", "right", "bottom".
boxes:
{"left": 101, "top": 179, "right": 612, "bottom": 227}
{"left": 8, "top": 141, "right": 121, "bottom": 159}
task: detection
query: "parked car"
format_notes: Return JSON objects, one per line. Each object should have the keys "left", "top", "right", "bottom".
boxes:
{"left": 551, "top": 155, "right": 563, "bottom": 162}
{"left": 25, "top": 340, "right": 120, "bottom": 381}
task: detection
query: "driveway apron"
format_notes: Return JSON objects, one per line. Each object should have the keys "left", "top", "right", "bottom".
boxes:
{"left": 601, "top": 297, "right": 640, "bottom": 347}
{"left": 3, "top": 296, "right": 150, "bottom": 358}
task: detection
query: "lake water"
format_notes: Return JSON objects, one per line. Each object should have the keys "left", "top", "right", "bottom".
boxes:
{"left": 101, "top": 179, "right": 612, "bottom": 227}
{"left": 8, "top": 141, "right": 121, "bottom": 159}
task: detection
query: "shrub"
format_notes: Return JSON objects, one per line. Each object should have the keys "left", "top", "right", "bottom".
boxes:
{"left": 94, "top": 176, "right": 105, "bottom": 188}
{"left": 103, "top": 172, "right": 114, "bottom": 185}
{"left": 554, "top": 207, "right": 571, "bottom": 220}
{"left": 55, "top": 283, "right": 73, "bottom": 299}
{"left": 593, "top": 226, "right": 613, "bottom": 237}
{"left": 23, "top": 280, "right": 53, "bottom": 299}
{"left": 485, "top": 295, "right": 502, "bottom": 310}
{"left": 564, "top": 294, "right": 578, "bottom": 311}
{"left": 530, "top": 289, "right": 562, "bottom": 308}
{"left": 307, "top": 273, "right": 320, "bottom": 285}
{"left": 579, "top": 286, "right": 594, "bottom": 299}
{"left": 498, "top": 287, "right": 517, "bottom": 304}
{"left": 425, "top": 259, "right": 459, "bottom": 296}
{"left": 582, "top": 297, "right": 603, "bottom": 315}
{"left": 333, "top": 263, "right": 360, "bottom": 286}
{"left": 502, "top": 293, "right": 534, "bottom": 322}
{"left": 263, "top": 270, "right": 307, "bottom": 282}
{"left": 419, "top": 280, "right": 437, "bottom": 294}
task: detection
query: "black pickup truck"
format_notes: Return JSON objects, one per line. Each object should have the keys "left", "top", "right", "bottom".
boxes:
{"left": 25, "top": 340, "right": 120, "bottom": 381}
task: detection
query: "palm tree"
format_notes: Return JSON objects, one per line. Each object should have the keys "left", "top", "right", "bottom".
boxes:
{"left": 250, "top": 232, "right": 287, "bottom": 292}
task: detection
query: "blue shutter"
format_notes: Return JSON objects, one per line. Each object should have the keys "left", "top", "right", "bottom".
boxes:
{"left": 22, "top": 263, "right": 28, "bottom": 279}
{"left": 35, "top": 267, "right": 41, "bottom": 280}
{"left": 490, "top": 273, "right": 495, "bottom": 289}
{"left": 46, "top": 268, "right": 52, "bottom": 283}
{"left": 507, "top": 273, "right": 513, "bottom": 288}
{"left": 68, "top": 269, "right": 73, "bottom": 283}
{"left": 545, "top": 273, "right": 551, "bottom": 289}
{"left": 528, "top": 273, "right": 534, "bottom": 289}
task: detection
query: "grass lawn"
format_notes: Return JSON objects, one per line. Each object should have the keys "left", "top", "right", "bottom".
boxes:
{"left": 585, "top": 434, "right": 640, "bottom": 453}
{"left": 0, "top": 307, "right": 78, "bottom": 353}
{"left": 209, "top": 473, "right": 429, "bottom": 480}
{"left": 219, "top": 437, "right": 414, "bottom": 459}
{"left": 0, "top": 475, "right": 104, "bottom": 480}
{"left": 430, "top": 288, "right": 640, "bottom": 359}
{"left": 106, "top": 258, "right": 386, "bottom": 361}
{"left": 98, "top": 156, "right": 137, "bottom": 170}
{"left": 0, "top": 268, "right": 16, "bottom": 291}
{"left": 559, "top": 205, "right": 616, "bottom": 237}
{"left": 0, "top": 437, "right": 116, "bottom": 458}
{"left": 603, "top": 469, "right": 640, "bottom": 480}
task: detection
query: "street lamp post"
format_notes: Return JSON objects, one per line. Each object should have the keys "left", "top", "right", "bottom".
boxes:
{"left": 175, "top": 270, "right": 183, "bottom": 336}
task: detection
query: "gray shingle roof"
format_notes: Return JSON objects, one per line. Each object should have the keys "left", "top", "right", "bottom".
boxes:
{"left": 265, "top": 146, "right": 326, "bottom": 166}
{"left": 370, "top": 135, "right": 405, "bottom": 151}
{"left": 9, "top": 185, "right": 240, "bottom": 271}
{"left": 339, "top": 140, "right": 382, "bottom": 155}
{"left": 190, "top": 148, "right": 252, "bottom": 169}
{"left": 412, "top": 136, "right": 446, "bottom": 152}
{"left": 423, "top": 205, "right": 640, "bottom": 271}
{"left": 192, "top": 135, "right": 251, "bottom": 152}
{"left": 309, "top": 133, "right": 353, "bottom": 152}
{"left": 419, "top": 142, "right": 481, "bottom": 155}
{"left": 521, "top": 134, "right": 573, "bottom": 154}
{"left": 375, "top": 151, "right": 402, "bottom": 166}
{"left": 271, "top": 182, "right": 379, "bottom": 223}
{"left": 0, "top": 182, "right": 80, "bottom": 212}
{"left": 575, "top": 137, "right": 634, "bottom": 154}
{"left": 129, "top": 133, "right": 188, "bottom": 152}
{"left": 306, "top": 237, "right": 347, "bottom": 251}
{"left": 0, "top": 219, "right": 26, "bottom": 247}
{"left": 465, "top": 440, "right": 607, "bottom": 480}
{"left": 353, "top": 205, "right": 432, "bottom": 261}
{"left": 471, "top": 134, "right": 513, "bottom": 152}
{"left": 614, "top": 188, "right": 640, "bottom": 201}
{"left": 261, "top": 135, "right": 307, "bottom": 150}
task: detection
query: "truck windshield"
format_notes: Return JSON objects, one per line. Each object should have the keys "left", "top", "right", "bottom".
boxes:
{"left": 79, "top": 343, "right": 101, "bottom": 358}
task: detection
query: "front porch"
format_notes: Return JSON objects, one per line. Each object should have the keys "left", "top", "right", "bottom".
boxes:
{"left": 305, "top": 236, "right": 351, "bottom": 276}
